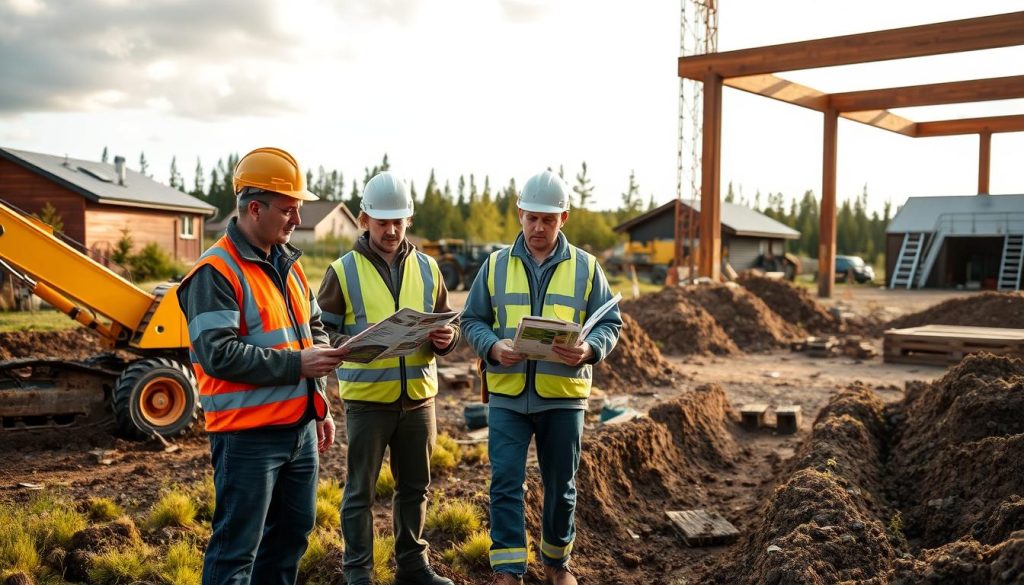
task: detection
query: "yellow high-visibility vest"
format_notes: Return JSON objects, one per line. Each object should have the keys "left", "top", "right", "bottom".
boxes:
{"left": 485, "top": 244, "right": 596, "bottom": 399}
{"left": 331, "top": 250, "right": 441, "bottom": 402}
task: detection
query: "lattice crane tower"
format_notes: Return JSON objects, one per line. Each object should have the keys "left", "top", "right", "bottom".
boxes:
{"left": 674, "top": 0, "right": 718, "bottom": 282}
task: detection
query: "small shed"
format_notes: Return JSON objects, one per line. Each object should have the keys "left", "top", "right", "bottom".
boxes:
{"left": 614, "top": 199, "right": 799, "bottom": 271}
{"left": 0, "top": 147, "right": 215, "bottom": 263}
{"left": 886, "top": 194, "right": 1024, "bottom": 290}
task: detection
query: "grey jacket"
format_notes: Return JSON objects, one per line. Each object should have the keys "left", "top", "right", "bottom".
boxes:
{"left": 177, "top": 219, "right": 331, "bottom": 425}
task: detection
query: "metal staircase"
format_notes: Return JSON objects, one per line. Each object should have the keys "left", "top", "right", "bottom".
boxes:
{"left": 998, "top": 234, "right": 1023, "bottom": 291}
{"left": 889, "top": 232, "right": 926, "bottom": 289}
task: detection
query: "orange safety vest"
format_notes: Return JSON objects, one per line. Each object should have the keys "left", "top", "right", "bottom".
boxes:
{"left": 183, "top": 236, "right": 327, "bottom": 432}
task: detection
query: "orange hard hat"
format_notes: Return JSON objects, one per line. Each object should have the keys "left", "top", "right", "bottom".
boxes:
{"left": 232, "top": 147, "right": 318, "bottom": 201}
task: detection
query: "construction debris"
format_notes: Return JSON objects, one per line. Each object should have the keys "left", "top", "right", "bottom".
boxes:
{"left": 666, "top": 509, "right": 740, "bottom": 547}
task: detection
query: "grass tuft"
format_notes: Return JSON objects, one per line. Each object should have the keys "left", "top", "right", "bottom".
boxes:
{"left": 315, "top": 500, "right": 340, "bottom": 530}
{"left": 372, "top": 535, "right": 396, "bottom": 584}
{"left": 158, "top": 539, "right": 203, "bottom": 585}
{"left": 146, "top": 490, "right": 197, "bottom": 530}
{"left": 425, "top": 499, "right": 483, "bottom": 541}
{"left": 299, "top": 528, "right": 343, "bottom": 578}
{"left": 192, "top": 475, "right": 216, "bottom": 521}
{"left": 463, "top": 443, "right": 489, "bottom": 465}
{"left": 88, "top": 542, "right": 152, "bottom": 584}
{"left": 88, "top": 497, "right": 124, "bottom": 522}
{"left": 375, "top": 466, "right": 396, "bottom": 499}
{"left": 22, "top": 494, "right": 87, "bottom": 552}
{"left": 0, "top": 505, "right": 40, "bottom": 574}
{"left": 445, "top": 530, "right": 492, "bottom": 573}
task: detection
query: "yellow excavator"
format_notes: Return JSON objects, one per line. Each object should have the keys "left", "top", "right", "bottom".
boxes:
{"left": 0, "top": 199, "right": 199, "bottom": 438}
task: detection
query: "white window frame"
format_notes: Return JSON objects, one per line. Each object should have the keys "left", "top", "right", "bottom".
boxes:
{"left": 180, "top": 215, "right": 196, "bottom": 239}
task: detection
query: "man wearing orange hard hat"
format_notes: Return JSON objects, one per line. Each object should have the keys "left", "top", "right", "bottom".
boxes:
{"left": 178, "top": 147, "right": 347, "bottom": 585}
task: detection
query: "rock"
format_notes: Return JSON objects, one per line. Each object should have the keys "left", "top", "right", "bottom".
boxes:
{"left": 767, "top": 545, "right": 782, "bottom": 554}
{"left": 621, "top": 552, "right": 642, "bottom": 568}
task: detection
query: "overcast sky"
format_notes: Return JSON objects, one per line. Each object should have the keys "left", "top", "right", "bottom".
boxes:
{"left": 1, "top": 0, "right": 1022, "bottom": 213}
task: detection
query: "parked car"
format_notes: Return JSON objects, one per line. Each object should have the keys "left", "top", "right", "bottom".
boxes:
{"left": 835, "top": 255, "right": 875, "bottom": 283}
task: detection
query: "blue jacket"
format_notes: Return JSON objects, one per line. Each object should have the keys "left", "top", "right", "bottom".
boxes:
{"left": 461, "top": 232, "right": 621, "bottom": 414}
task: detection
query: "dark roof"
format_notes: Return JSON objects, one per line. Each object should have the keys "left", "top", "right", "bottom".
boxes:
{"left": 614, "top": 199, "right": 800, "bottom": 240}
{"left": 0, "top": 147, "right": 216, "bottom": 215}
{"left": 205, "top": 199, "right": 358, "bottom": 232}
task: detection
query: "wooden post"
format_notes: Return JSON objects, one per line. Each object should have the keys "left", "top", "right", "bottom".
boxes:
{"left": 699, "top": 73, "right": 723, "bottom": 280}
{"left": 818, "top": 107, "right": 838, "bottom": 298}
{"left": 672, "top": 198, "right": 683, "bottom": 286}
{"left": 979, "top": 130, "right": 991, "bottom": 195}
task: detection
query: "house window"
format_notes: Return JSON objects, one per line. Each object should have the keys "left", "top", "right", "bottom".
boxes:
{"left": 180, "top": 215, "right": 195, "bottom": 239}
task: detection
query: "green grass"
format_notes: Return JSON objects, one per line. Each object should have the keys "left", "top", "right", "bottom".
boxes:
{"left": 431, "top": 433, "right": 462, "bottom": 473}
{"left": 88, "top": 498, "right": 124, "bottom": 523}
{"left": 191, "top": 475, "right": 216, "bottom": 521}
{"left": 299, "top": 528, "right": 343, "bottom": 579}
{"left": 22, "top": 493, "right": 87, "bottom": 552}
{"left": 463, "top": 443, "right": 488, "bottom": 465}
{"left": 606, "top": 273, "right": 662, "bottom": 299}
{"left": 425, "top": 499, "right": 483, "bottom": 541}
{"left": 146, "top": 490, "right": 197, "bottom": 530}
{"left": 88, "top": 543, "right": 152, "bottom": 584}
{"left": 0, "top": 309, "right": 80, "bottom": 332}
{"left": 443, "top": 530, "right": 492, "bottom": 574}
{"left": 299, "top": 254, "right": 338, "bottom": 292}
{"left": 372, "top": 535, "right": 396, "bottom": 584}
{"left": 158, "top": 539, "right": 203, "bottom": 585}
{"left": 0, "top": 504, "right": 41, "bottom": 574}
{"left": 376, "top": 465, "right": 396, "bottom": 499}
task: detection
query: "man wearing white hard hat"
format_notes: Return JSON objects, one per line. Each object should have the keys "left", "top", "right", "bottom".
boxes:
{"left": 462, "top": 170, "right": 622, "bottom": 585}
{"left": 316, "top": 172, "right": 459, "bottom": 585}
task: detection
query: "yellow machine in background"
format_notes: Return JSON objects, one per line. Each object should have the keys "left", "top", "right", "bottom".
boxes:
{"left": 0, "top": 199, "right": 198, "bottom": 438}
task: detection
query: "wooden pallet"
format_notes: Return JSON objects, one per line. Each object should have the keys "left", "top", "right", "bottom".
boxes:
{"left": 666, "top": 509, "right": 739, "bottom": 547}
{"left": 883, "top": 325, "right": 1024, "bottom": 366}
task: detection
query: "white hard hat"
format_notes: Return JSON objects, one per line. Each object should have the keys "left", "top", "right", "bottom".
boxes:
{"left": 361, "top": 172, "right": 414, "bottom": 219}
{"left": 518, "top": 170, "right": 570, "bottom": 214}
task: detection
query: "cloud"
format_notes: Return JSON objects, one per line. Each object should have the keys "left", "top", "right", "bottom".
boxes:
{"left": 0, "top": 0, "right": 341, "bottom": 118}
{"left": 497, "top": 0, "right": 551, "bottom": 22}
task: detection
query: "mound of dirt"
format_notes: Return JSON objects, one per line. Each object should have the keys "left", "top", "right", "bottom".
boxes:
{"left": 703, "top": 386, "right": 899, "bottom": 584}
{"left": 684, "top": 284, "right": 804, "bottom": 351}
{"left": 883, "top": 291, "right": 1024, "bottom": 330}
{"left": 648, "top": 383, "right": 738, "bottom": 468}
{"left": 883, "top": 535, "right": 1024, "bottom": 585}
{"left": 888, "top": 353, "right": 1024, "bottom": 548}
{"left": 737, "top": 274, "right": 839, "bottom": 335}
{"left": 594, "top": 313, "right": 678, "bottom": 392}
{"left": 621, "top": 287, "right": 738, "bottom": 356}
{"left": 0, "top": 327, "right": 105, "bottom": 361}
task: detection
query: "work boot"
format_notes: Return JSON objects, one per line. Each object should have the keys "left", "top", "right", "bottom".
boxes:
{"left": 394, "top": 565, "right": 454, "bottom": 585}
{"left": 489, "top": 572, "right": 524, "bottom": 585}
{"left": 544, "top": 564, "right": 577, "bottom": 585}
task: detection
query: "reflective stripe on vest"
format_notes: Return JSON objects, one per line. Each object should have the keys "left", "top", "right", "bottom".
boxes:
{"left": 331, "top": 250, "right": 441, "bottom": 403}
{"left": 183, "top": 236, "right": 326, "bottom": 432}
{"left": 485, "top": 245, "right": 596, "bottom": 399}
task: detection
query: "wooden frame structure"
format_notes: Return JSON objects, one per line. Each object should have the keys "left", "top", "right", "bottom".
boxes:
{"left": 677, "top": 11, "right": 1024, "bottom": 297}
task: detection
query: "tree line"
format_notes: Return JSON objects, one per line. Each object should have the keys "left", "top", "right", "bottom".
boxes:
{"left": 118, "top": 148, "right": 893, "bottom": 261}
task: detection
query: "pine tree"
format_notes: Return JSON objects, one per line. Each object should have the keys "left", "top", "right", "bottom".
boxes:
{"left": 169, "top": 156, "right": 184, "bottom": 191}
{"left": 101, "top": 147, "right": 109, "bottom": 164}
{"left": 138, "top": 152, "right": 150, "bottom": 177}
{"left": 573, "top": 161, "right": 594, "bottom": 209}
{"left": 725, "top": 181, "right": 735, "bottom": 203}
{"left": 619, "top": 170, "right": 643, "bottom": 221}
{"left": 192, "top": 157, "right": 205, "bottom": 197}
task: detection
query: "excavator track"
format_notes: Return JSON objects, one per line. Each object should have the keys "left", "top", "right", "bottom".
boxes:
{"left": 0, "top": 355, "right": 127, "bottom": 431}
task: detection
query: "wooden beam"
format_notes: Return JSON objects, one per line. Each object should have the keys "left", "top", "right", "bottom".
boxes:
{"left": 829, "top": 76, "right": 1024, "bottom": 112}
{"left": 726, "top": 74, "right": 917, "bottom": 136}
{"left": 915, "top": 114, "right": 1024, "bottom": 137}
{"left": 819, "top": 108, "right": 838, "bottom": 299}
{"left": 679, "top": 12, "right": 1024, "bottom": 80}
{"left": 699, "top": 73, "right": 723, "bottom": 281}
{"left": 979, "top": 131, "right": 992, "bottom": 195}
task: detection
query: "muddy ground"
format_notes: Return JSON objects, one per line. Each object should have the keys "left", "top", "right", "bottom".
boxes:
{"left": 2, "top": 285, "right": 1022, "bottom": 584}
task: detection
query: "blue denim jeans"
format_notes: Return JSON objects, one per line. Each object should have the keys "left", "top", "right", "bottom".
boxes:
{"left": 488, "top": 407, "right": 584, "bottom": 575}
{"left": 203, "top": 420, "right": 319, "bottom": 585}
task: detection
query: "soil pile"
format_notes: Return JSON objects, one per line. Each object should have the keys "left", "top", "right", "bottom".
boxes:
{"left": 884, "top": 291, "right": 1024, "bottom": 330}
{"left": 888, "top": 353, "right": 1024, "bottom": 548}
{"left": 0, "top": 327, "right": 104, "bottom": 361}
{"left": 594, "top": 313, "right": 677, "bottom": 392}
{"left": 523, "top": 384, "right": 741, "bottom": 583}
{"left": 703, "top": 387, "right": 898, "bottom": 584}
{"left": 621, "top": 287, "right": 737, "bottom": 356}
{"left": 882, "top": 536, "right": 1024, "bottom": 585}
{"left": 685, "top": 284, "right": 803, "bottom": 351}
{"left": 737, "top": 274, "right": 839, "bottom": 335}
